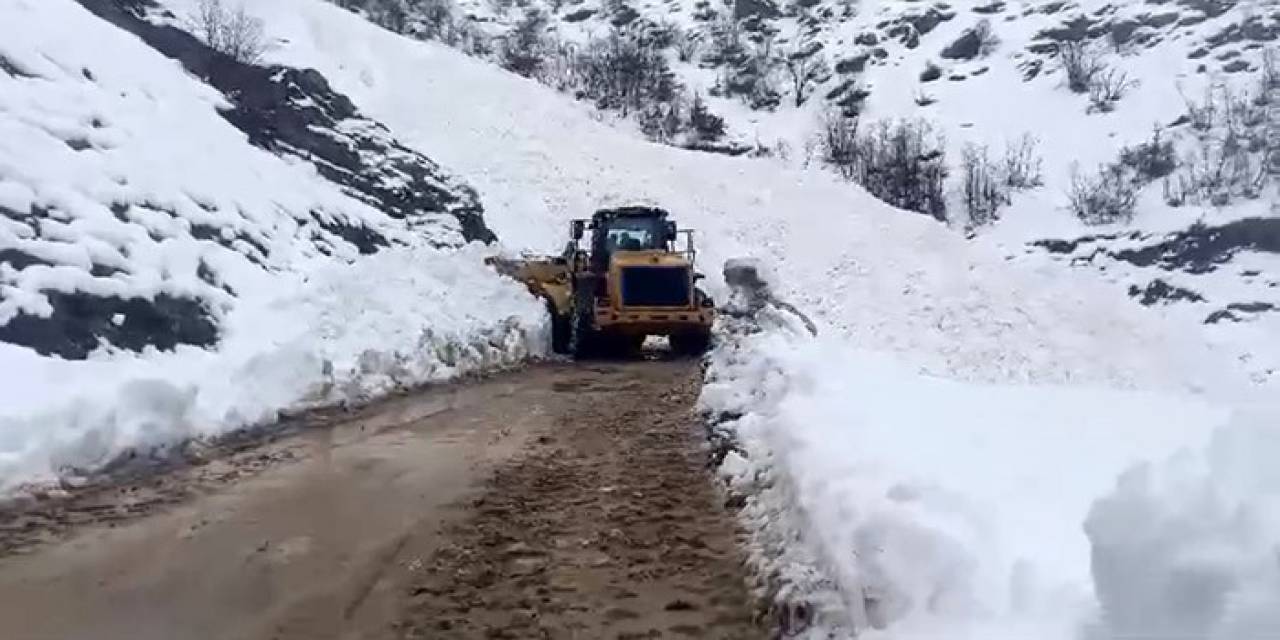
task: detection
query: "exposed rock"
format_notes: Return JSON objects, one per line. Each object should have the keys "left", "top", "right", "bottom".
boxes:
{"left": 77, "top": 0, "right": 492, "bottom": 244}
{"left": 0, "top": 291, "right": 218, "bottom": 360}
{"left": 941, "top": 29, "right": 984, "bottom": 59}
{"left": 1205, "top": 302, "right": 1278, "bottom": 324}
{"left": 1127, "top": 279, "right": 1206, "bottom": 305}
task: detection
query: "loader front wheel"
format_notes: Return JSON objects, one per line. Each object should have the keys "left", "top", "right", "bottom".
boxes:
{"left": 569, "top": 290, "right": 597, "bottom": 359}
{"left": 547, "top": 300, "right": 570, "bottom": 355}
{"left": 670, "top": 330, "right": 711, "bottom": 356}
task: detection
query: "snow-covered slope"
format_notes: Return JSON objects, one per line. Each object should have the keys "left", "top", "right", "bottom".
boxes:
{"left": 218, "top": 0, "right": 1255, "bottom": 390}
{"left": 6, "top": 0, "right": 1278, "bottom": 636}
{"left": 211, "top": 2, "right": 1280, "bottom": 637}
{"left": 335, "top": 0, "right": 1280, "bottom": 383}
{"left": 0, "top": 0, "right": 544, "bottom": 491}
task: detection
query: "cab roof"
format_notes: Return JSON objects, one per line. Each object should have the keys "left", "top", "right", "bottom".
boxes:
{"left": 592, "top": 206, "right": 670, "bottom": 220}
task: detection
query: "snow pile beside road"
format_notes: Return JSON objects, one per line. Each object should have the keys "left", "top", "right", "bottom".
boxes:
{"left": 0, "top": 244, "right": 546, "bottom": 493}
{"left": 1085, "top": 409, "right": 1280, "bottom": 640}
{"left": 702, "top": 304, "right": 1267, "bottom": 639}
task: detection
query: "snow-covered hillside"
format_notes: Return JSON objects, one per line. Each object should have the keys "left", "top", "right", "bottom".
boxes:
{"left": 0, "top": 0, "right": 544, "bottom": 490}
{"left": 187, "top": 1, "right": 1280, "bottom": 635}
{"left": 4, "top": 0, "right": 1278, "bottom": 637}
{"left": 335, "top": 0, "right": 1280, "bottom": 383}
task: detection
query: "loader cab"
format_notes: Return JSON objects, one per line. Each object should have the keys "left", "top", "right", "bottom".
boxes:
{"left": 572, "top": 207, "right": 677, "bottom": 272}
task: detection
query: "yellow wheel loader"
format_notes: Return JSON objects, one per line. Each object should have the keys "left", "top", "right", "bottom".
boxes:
{"left": 488, "top": 206, "right": 715, "bottom": 358}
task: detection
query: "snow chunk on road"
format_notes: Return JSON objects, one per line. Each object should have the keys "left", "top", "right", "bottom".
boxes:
{"left": 0, "top": 245, "right": 546, "bottom": 493}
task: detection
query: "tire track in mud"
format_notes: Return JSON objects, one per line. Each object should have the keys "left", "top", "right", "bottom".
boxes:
{"left": 0, "top": 359, "right": 762, "bottom": 640}
{"left": 396, "top": 359, "right": 764, "bottom": 640}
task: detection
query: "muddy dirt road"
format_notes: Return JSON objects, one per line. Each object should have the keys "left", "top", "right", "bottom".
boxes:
{"left": 0, "top": 359, "right": 762, "bottom": 640}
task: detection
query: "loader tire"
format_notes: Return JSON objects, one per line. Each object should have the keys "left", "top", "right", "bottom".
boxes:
{"left": 547, "top": 300, "right": 570, "bottom": 355}
{"left": 569, "top": 289, "right": 597, "bottom": 359}
{"left": 671, "top": 330, "right": 711, "bottom": 356}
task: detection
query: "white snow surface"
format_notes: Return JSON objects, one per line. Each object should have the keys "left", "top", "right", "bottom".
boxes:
{"left": 0, "top": 0, "right": 546, "bottom": 491}
{"left": 5, "top": 0, "right": 1278, "bottom": 637}
{"left": 207, "top": 2, "right": 1280, "bottom": 636}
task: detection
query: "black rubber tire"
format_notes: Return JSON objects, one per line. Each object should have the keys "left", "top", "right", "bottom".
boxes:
{"left": 568, "top": 287, "right": 597, "bottom": 359}
{"left": 670, "top": 330, "right": 712, "bottom": 356}
{"left": 547, "top": 299, "right": 571, "bottom": 355}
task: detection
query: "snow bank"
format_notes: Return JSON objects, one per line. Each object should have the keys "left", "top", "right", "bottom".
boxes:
{"left": 703, "top": 300, "right": 1247, "bottom": 638}
{"left": 0, "top": 0, "right": 550, "bottom": 492}
{"left": 1085, "top": 409, "right": 1280, "bottom": 640}
{"left": 0, "top": 244, "right": 545, "bottom": 492}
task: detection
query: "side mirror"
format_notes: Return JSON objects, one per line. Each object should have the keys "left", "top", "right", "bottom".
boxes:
{"left": 571, "top": 220, "right": 585, "bottom": 240}
{"left": 664, "top": 221, "right": 677, "bottom": 241}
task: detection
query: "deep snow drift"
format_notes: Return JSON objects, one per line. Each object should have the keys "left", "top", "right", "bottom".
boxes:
{"left": 704, "top": 303, "right": 1280, "bottom": 638}
{"left": 0, "top": 0, "right": 546, "bottom": 491}
{"left": 206, "top": 1, "right": 1280, "bottom": 637}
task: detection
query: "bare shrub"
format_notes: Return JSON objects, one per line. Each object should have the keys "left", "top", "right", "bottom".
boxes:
{"left": 1261, "top": 48, "right": 1280, "bottom": 95}
{"left": 818, "top": 109, "right": 861, "bottom": 174}
{"left": 1166, "top": 81, "right": 1276, "bottom": 206}
{"left": 960, "top": 135, "right": 1042, "bottom": 227}
{"left": 1001, "top": 134, "right": 1044, "bottom": 190}
{"left": 193, "top": 0, "right": 267, "bottom": 64}
{"left": 1088, "top": 67, "right": 1137, "bottom": 113}
{"left": 415, "top": 0, "right": 460, "bottom": 42}
{"left": 780, "top": 40, "right": 831, "bottom": 107}
{"left": 1068, "top": 163, "right": 1138, "bottom": 224}
{"left": 572, "top": 29, "right": 680, "bottom": 117}
{"left": 961, "top": 144, "right": 1007, "bottom": 227}
{"left": 819, "top": 112, "right": 949, "bottom": 220}
{"left": 500, "top": 9, "right": 550, "bottom": 77}
{"left": 1058, "top": 41, "right": 1103, "bottom": 94}
{"left": 672, "top": 27, "right": 703, "bottom": 62}
{"left": 1120, "top": 128, "right": 1177, "bottom": 181}
{"left": 1165, "top": 131, "right": 1268, "bottom": 206}
{"left": 688, "top": 93, "right": 726, "bottom": 143}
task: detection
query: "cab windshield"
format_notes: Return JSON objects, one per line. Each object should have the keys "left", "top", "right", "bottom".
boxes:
{"left": 603, "top": 217, "right": 666, "bottom": 253}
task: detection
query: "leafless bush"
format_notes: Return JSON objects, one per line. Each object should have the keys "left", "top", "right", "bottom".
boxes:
{"left": 192, "top": 0, "right": 266, "bottom": 64}
{"left": 961, "top": 144, "right": 1007, "bottom": 227}
{"left": 1068, "top": 163, "right": 1138, "bottom": 224}
{"left": 1165, "top": 130, "right": 1268, "bottom": 206}
{"left": 780, "top": 40, "right": 831, "bottom": 107}
{"left": 1260, "top": 48, "right": 1280, "bottom": 97}
{"left": 819, "top": 112, "right": 949, "bottom": 220}
{"left": 500, "top": 9, "right": 551, "bottom": 78}
{"left": 672, "top": 27, "right": 703, "bottom": 62}
{"left": 1058, "top": 41, "right": 1103, "bottom": 94}
{"left": 1001, "top": 134, "right": 1044, "bottom": 190}
{"left": 414, "top": 0, "right": 460, "bottom": 42}
{"left": 818, "top": 109, "right": 861, "bottom": 173}
{"left": 572, "top": 29, "right": 679, "bottom": 117}
{"left": 687, "top": 93, "right": 726, "bottom": 143}
{"left": 1165, "top": 81, "right": 1276, "bottom": 206}
{"left": 960, "top": 135, "right": 1043, "bottom": 227}
{"left": 1088, "top": 67, "right": 1137, "bottom": 113}
{"left": 1120, "top": 128, "right": 1177, "bottom": 181}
